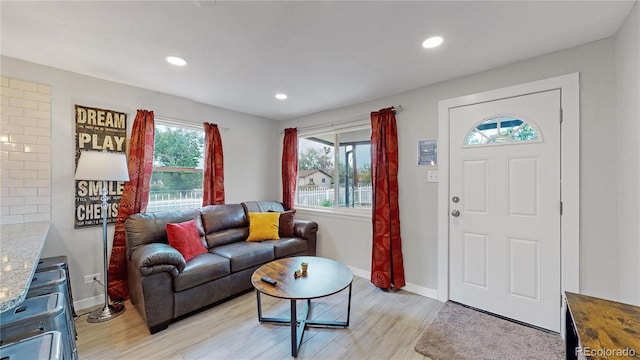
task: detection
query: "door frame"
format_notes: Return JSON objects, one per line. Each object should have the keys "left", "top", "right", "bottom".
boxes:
{"left": 437, "top": 73, "right": 580, "bottom": 320}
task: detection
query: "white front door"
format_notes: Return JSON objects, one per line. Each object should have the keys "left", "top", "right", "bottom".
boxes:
{"left": 449, "top": 89, "right": 561, "bottom": 332}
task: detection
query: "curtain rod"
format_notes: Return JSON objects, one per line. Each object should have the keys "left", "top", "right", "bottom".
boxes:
{"left": 146, "top": 113, "right": 230, "bottom": 132}
{"left": 281, "top": 104, "right": 402, "bottom": 134}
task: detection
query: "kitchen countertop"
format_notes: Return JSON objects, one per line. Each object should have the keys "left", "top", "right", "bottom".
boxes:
{"left": 0, "top": 222, "right": 50, "bottom": 312}
{"left": 566, "top": 291, "right": 640, "bottom": 359}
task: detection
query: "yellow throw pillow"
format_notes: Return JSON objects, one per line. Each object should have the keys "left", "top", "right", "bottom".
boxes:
{"left": 247, "top": 212, "right": 280, "bottom": 242}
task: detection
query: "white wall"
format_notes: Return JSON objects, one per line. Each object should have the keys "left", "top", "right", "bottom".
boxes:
{"left": 283, "top": 38, "right": 625, "bottom": 301}
{"left": 0, "top": 56, "right": 280, "bottom": 307}
{"left": 615, "top": 2, "right": 640, "bottom": 306}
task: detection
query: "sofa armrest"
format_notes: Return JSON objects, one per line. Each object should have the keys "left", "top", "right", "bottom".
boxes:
{"left": 293, "top": 220, "right": 318, "bottom": 256}
{"left": 293, "top": 219, "right": 318, "bottom": 239}
{"left": 130, "top": 243, "right": 186, "bottom": 276}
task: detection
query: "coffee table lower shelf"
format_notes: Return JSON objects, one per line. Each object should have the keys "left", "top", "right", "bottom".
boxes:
{"left": 255, "top": 284, "right": 352, "bottom": 357}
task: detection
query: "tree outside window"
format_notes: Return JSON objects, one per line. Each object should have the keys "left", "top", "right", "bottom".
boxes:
{"left": 148, "top": 123, "right": 204, "bottom": 212}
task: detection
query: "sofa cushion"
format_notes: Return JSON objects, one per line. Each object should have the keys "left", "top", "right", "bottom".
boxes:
{"left": 262, "top": 238, "right": 308, "bottom": 258}
{"left": 173, "top": 253, "right": 231, "bottom": 292}
{"left": 242, "top": 201, "right": 286, "bottom": 213}
{"left": 212, "top": 242, "right": 275, "bottom": 272}
{"left": 201, "top": 204, "right": 249, "bottom": 248}
{"left": 166, "top": 220, "right": 208, "bottom": 261}
{"left": 201, "top": 204, "right": 248, "bottom": 233}
{"left": 247, "top": 212, "right": 280, "bottom": 242}
{"left": 205, "top": 228, "right": 249, "bottom": 249}
{"left": 126, "top": 209, "right": 202, "bottom": 259}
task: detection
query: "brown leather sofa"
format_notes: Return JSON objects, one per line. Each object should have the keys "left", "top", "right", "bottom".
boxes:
{"left": 125, "top": 201, "right": 317, "bottom": 333}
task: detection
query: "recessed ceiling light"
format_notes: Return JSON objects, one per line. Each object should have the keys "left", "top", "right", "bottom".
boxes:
{"left": 422, "top": 36, "right": 443, "bottom": 49}
{"left": 275, "top": 93, "right": 288, "bottom": 100}
{"left": 166, "top": 56, "right": 187, "bottom": 66}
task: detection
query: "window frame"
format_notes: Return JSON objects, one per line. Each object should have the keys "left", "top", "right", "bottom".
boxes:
{"left": 147, "top": 119, "right": 205, "bottom": 213}
{"left": 295, "top": 123, "right": 372, "bottom": 217}
{"left": 463, "top": 114, "right": 543, "bottom": 147}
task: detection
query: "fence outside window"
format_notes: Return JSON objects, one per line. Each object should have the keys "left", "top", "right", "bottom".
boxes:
{"left": 146, "top": 185, "right": 373, "bottom": 212}
{"left": 296, "top": 185, "right": 372, "bottom": 208}
{"left": 147, "top": 189, "right": 203, "bottom": 213}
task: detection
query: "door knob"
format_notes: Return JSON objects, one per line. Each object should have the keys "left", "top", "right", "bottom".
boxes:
{"left": 451, "top": 210, "right": 460, "bottom": 217}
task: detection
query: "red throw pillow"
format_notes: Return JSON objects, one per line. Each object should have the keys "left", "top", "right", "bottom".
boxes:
{"left": 166, "top": 219, "right": 207, "bottom": 261}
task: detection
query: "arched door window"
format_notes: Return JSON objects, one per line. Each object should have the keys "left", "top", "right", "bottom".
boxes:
{"left": 464, "top": 115, "right": 541, "bottom": 146}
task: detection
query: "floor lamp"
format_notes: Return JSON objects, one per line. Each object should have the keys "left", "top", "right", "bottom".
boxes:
{"left": 74, "top": 150, "right": 130, "bottom": 322}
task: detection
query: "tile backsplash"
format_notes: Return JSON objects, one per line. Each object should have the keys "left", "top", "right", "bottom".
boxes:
{"left": 0, "top": 76, "right": 52, "bottom": 224}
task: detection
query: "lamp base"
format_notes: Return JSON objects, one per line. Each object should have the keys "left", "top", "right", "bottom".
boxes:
{"left": 87, "top": 302, "right": 125, "bottom": 323}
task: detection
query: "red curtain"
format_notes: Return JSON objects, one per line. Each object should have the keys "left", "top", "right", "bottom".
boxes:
{"left": 202, "top": 122, "right": 225, "bottom": 206}
{"left": 108, "top": 110, "right": 155, "bottom": 301}
{"left": 370, "top": 107, "right": 406, "bottom": 289}
{"left": 282, "top": 128, "right": 298, "bottom": 210}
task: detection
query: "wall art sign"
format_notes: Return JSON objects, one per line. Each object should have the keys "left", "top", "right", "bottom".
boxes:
{"left": 74, "top": 105, "right": 127, "bottom": 228}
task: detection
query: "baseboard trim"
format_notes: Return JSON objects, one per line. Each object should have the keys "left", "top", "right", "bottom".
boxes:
{"left": 347, "top": 266, "right": 439, "bottom": 300}
{"left": 403, "top": 282, "right": 439, "bottom": 300}
{"left": 347, "top": 265, "right": 372, "bottom": 280}
{"left": 74, "top": 295, "right": 103, "bottom": 312}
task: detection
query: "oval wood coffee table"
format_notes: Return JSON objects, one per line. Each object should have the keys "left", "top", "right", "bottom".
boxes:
{"left": 251, "top": 256, "right": 353, "bottom": 357}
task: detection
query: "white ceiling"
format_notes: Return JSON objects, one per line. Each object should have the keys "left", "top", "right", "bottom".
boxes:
{"left": 0, "top": 1, "right": 635, "bottom": 120}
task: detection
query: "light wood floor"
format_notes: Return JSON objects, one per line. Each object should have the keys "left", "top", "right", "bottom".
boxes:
{"left": 75, "top": 276, "right": 443, "bottom": 360}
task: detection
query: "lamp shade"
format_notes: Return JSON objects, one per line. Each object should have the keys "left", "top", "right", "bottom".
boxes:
{"left": 74, "top": 151, "right": 130, "bottom": 181}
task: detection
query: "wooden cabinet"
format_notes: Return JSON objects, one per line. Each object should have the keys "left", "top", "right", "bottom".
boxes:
{"left": 565, "top": 292, "right": 640, "bottom": 360}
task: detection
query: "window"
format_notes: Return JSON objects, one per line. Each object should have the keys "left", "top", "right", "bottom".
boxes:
{"left": 465, "top": 115, "right": 540, "bottom": 146}
{"left": 296, "top": 127, "right": 372, "bottom": 210}
{"left": 147, "top": 122, "right": 205, "bottom": 213}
